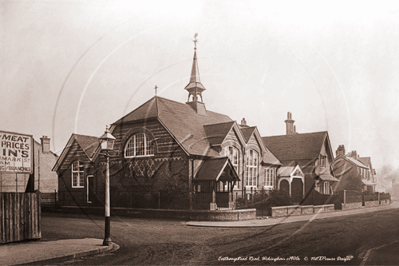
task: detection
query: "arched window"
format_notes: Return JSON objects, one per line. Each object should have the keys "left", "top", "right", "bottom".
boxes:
{"left": 124, "top": 133, "right": 154, "bottom": 158}
{"left": 71, "top": 161, "right": 84, "bottom": 188}
{"left": 246, "top": 150, "right": 258, "bottom": 187}
{"left": 224, "top": 146, "right": 240, "bottom": 188}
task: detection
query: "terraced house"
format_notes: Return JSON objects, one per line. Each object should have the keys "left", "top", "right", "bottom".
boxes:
{"left": 332, "top": 146, "right": 377, "bottom": 193}
{"left": 53, "top": 41, "right": 281, "bottom": 210}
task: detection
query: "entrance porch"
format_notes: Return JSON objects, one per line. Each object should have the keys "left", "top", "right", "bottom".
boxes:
{"left": 193, "top": 157, "right": 240, "bottom": 210}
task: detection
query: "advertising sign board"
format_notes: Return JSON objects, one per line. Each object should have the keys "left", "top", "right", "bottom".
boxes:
{"left": 0, "top": 130, "right": 33, "bottom": 173}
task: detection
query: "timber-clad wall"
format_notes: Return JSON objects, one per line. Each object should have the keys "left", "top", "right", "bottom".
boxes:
{"left": 57, "top": 140, "right": 92, "bottom": 207}
{"left": 0, "top": 192, "right": 41, "bottom": 244}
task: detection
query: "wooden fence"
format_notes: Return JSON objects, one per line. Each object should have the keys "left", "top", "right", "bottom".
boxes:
{"left": 0, "top": 192, "right": 41, "bottom": 244}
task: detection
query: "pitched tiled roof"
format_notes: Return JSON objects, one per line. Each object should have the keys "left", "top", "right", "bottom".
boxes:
{"left": 262, "top": 132, "right": 328, "bottom": 162}
{"left": 240, "top": 127, "right": 256, "bottom": 143}
{"left": 74, "top": 134, "right": 99, "bottom": 159}
{"left": 52, "top": 134, "right": 99, "bottom": 172}
{"left": 278, "top": 166, "right": 295, "bottom": 177}
{"left": 195, "top": 157, "right": 239, "bottom": 182}
{"left": 203, "top": 121, "right": 235, "bottom": 146}
{"left": 112, "top": 96, "right": 233, "bottom": 157}
{"left": 262, "top": 150, "right": 282, "bottom": 166}
{"left": 319, "top": 174, "right": 339, "bottom": 182}
{"left": 358, "top": 157, "right": 372, "bottom": 169}
{"left": 345, "top": 156, "right": 368, "bottom": 168}
{"left": 113, "top": 97, "right": 158, "bottom": 124}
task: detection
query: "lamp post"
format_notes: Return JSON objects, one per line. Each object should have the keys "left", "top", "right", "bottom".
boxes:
{"left": 99, "top": 125, "right": 116, "bottom": 246}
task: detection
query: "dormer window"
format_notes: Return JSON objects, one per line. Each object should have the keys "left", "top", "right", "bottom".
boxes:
{"left": 124, "top": 133, "right": 154, "bottom": 158}
{"left": 320, "top": 155, "right": 326, "bottom": 167}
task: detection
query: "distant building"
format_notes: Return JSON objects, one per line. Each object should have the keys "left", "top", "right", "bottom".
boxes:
{"left": 262, "top": 113, "right": 338, "bottom": 203}
{"left": 53, "top": 41, "right": 281, "bottom": 210}
{"left": 0, "top": 131, "right": 58, "bottom": 193}
{"left": 332, "top": 145, "right": 377, "bottom": 193}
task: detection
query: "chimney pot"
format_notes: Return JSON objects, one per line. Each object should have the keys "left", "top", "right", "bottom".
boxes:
{"left": 241, "top": 118, "right": 247, "bottom": 126}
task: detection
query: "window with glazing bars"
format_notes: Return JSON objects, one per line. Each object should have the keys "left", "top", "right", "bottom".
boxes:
{"left": 72, "top": 161, "right": 84, "bottom": 188}
{"left": 246, "top": 150, "right": 258, "bottom": 187}
{"left": 125, "top": 133, "right": 154, "bottom": 157}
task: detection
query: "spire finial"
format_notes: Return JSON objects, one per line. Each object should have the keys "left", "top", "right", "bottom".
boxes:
{"left": 192, "top": 33, "right": 198, "bottom": 50}
{"left": 154, "top": 85, "right": 158, "bottom": 96}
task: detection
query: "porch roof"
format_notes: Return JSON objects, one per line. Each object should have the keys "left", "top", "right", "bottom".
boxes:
{"left": 194, "top": 157, "right": 240, "bottom": 182}
{"left": 318, "top": 174, "right": 339, "bottom": 182}
{"left": 362, "top": 179, "right": 375, "bottom": 186}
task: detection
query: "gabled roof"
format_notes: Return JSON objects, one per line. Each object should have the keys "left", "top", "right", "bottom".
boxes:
{"left": 112, "top": 96, "right": 233, "bottom": 157}
{"left": 334, "top": 154, "right": 368, "bottom": 169}
{"left": 278, "top": 164, "right": 304, "bottom": 178}
{"left": 203, "top": 121, "right": 235, "bottom": 146}
{"left": 248, "top": 127, "right": 281, "bottom": 166}
{"left": 194, "top": 157, "right": 240, "bottom": 182}
{"left": 240, "top": 127, "right": 256, "bottom": 143}
{"left": 52, "top": 134, "right": 99, "bottom": 172}
{"left": 74, "top": 134, "right": 99, "bottom": 159}
{"left": 262, "top": 131, "right": 330, "bottom": 162}
{"left": 278, "top": 166, "right": 296, "bottom": 177}
{"left": 358, "top": 157, "right": 373, "bottom": 171}
{"left": 358, "top": 157, "right": 370, "bottom": 166}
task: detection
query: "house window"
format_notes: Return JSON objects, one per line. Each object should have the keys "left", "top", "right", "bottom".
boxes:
{"left": 323, "top": 182, "right": 329, "bottom": 194}
{"left": 246, "top": 150, "right": 258, "bottom": 187}
{"left": 72, "top": 161, "right": 84, "bottom": 188}
{"left": 125, "top": 133, "right": 154, "bottom": 158}
{"left": 265, "top": 168, "right": 274, "bottom": 188}
{"left": 224, "top": 146, "right": 240, "bottom": 188}
{"left": 320, "top": 155, "right": 326, "bottom": 167}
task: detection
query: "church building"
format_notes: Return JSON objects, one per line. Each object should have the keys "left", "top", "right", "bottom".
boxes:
{"left": 53, "top": 37, "right": 281, "bottom": 210}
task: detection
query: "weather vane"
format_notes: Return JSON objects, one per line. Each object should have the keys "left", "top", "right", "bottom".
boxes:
{"left": 154, "top": 85, "right": 158, "bottom": 96}
{"left": 193, "top": 33, "right": 198, "bottom": 50}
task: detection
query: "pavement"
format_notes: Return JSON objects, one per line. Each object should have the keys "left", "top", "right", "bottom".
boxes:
{"left": 0, "top": 238, "right": 119, "bottom": 265}
{"left": 187, "top": 201, "right": 399, "bottom": 227}
{"left": 0, "top": 201, "right": 397, "bottom": 265}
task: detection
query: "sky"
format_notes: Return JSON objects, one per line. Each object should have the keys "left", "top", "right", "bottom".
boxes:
{"left": 1, "top": 0, "right": 399, "bottom": 192}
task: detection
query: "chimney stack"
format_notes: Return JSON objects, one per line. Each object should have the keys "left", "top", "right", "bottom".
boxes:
{"left": 336, "top": 145, "right": 345, "bottom": 157}
{"left": 285, "top": 112, "right": 295, "bottom": 135}
{"left": 350, "top": 150, "right": 358, "bottom": 159}
{"left": 40, "top": 136, "right": 50, "bottom": 154}
{"left": 241, "top": 118, "right": 247, "bottom": 126}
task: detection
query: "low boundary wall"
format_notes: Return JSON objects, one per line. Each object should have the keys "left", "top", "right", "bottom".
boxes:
{"left": 43, "top": 206, "right": 256, "bottom": 221}
{"left": 341, "top": 199, "right": 391, "bottom": 210}
{"left": 342, "top": 202, "right": 363, "bottom": 210}
{"left": 271, "top": 204, "right": 335, "bottom": 217}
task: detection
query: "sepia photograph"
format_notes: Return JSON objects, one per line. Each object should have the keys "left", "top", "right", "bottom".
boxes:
{"left": 1, "top": 0, "right": 399, "bottom": 265}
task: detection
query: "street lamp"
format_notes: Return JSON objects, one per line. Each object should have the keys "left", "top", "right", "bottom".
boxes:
{"left": 99, "top": 125, "right": 116, "bottom": 246}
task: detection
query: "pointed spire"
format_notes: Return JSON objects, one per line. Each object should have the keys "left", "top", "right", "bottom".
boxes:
{"left": 185, "top": 33, "right": 207, "bottom": 115}
{"left": 185, "top": 33, "right": 206, "bottom": 101}
{"left": 189, "top": 50, "right": 201, "bottom": 84}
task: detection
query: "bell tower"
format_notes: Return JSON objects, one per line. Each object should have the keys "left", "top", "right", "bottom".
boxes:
{"left": 185, "top": 33, "right": 207, "bottom": 115}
